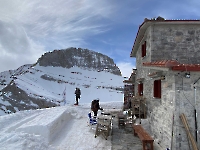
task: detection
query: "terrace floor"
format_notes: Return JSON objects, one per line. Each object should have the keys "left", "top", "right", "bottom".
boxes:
{"left": 110, "top": 111, "right": 162, "bottom": 150}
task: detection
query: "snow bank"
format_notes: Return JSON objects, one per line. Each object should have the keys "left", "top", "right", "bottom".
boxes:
{"left": 0, "top": 102, "right": 123, "bottom": 150}
{"left": 100, "top": 101, "right": 123, "bottom": 109}
{"left": 16, "top": 107, "right": 72, "bottom": 143}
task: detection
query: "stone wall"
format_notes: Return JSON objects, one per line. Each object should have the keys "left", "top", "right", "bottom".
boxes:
{"left": 140, "top": 70, "right": 176, "bottom": 149}
{"left": 173, "top": 72, "right": 200, "bottom": 149}
{"left": 134, "top": 24, "right": 200, "bottom": 149}
{"left": 149, "top": 24, "right": 200, "bottom": 149}
{"left": 151, "top": 24, "right": 200, "bottom": 64}
{"left": 135, "top": 27, "right": 176, "bottom": 148}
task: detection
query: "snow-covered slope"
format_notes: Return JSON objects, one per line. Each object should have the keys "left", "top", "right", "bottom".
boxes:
{"left": 0, "top": 48, "right": 125, "bottom": 149}
{"left": 0, "top": 64, "right": 32, "bottom": 90}
{"left": 0, "top": 64, "right": 124, "bottom": 115}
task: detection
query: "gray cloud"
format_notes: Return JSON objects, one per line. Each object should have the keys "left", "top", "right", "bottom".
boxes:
{"left": 0, "top": 0, "right": 117, "bottom": 72}
{"left": 1, "top": 0, "right": 200, "bottom": 73}
{"left": 0, "top": 20, "right": 30, "bottom": 54}
{"left": 0, "top": 19, "right": 44, "bottom": 72}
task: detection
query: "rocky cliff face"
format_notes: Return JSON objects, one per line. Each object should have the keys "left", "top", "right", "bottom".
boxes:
{"left": 37, "top": 47, "right": 121, "bottom": 76}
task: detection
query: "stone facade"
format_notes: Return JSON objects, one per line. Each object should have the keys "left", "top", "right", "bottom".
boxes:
{"left": 131, "top": 20, "right": 200, "bottom": 149}
{"left": 151, "top": 24, "right": 200, "bottom": 64}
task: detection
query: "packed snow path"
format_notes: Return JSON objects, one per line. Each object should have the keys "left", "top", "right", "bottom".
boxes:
{"left": 0, "top": 102, "right": 123, "bottom": 150}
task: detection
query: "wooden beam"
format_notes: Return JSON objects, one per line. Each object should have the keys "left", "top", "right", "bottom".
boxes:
{"left": 180, "top": 113, "right": 198, "bottom": 150}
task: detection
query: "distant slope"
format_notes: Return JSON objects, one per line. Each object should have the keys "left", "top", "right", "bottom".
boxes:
{"left": 0, "top": 64, "right": 33, "bottom": 91}
{"left": 0, "top": 48, "right": 124, "bottom": 116}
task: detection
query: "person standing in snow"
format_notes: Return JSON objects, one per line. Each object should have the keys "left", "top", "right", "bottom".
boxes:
{"left": 91, "top": 99, "right": 100, "bottom": 117}
{"left": 74, "top": 87, "right": 81, "bottom": 105}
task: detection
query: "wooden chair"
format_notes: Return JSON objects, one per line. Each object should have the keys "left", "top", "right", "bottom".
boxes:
{"left": 88, "top": 112, "right": 97, "bottom": 125}
{"left": 94, "top": 115, "right": 112, "bottom": 140}
{"left": 131, "top": 95, "right": 146, "bottom": 119}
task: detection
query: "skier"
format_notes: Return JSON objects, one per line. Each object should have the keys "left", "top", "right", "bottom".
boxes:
{"left": 74, "top": 87, "right": 81, "bottom": 105}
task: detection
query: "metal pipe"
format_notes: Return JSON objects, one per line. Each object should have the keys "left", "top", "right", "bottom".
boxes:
{"left": 194, "top": 87, "right": 198, "bottom": 143}
{"left": 171, "top": 113, "right": 174, "bottom": 150}
{"left": 193, "top": 77, "right": 200, "bottom": 146}
{"left": 195, "top": 109, "right": 197, "bottom": 142}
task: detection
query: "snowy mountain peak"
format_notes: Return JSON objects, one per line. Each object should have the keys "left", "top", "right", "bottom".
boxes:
{"left": 0, "top": 48, "right": 124, "bottom": 116}
{"left": 37, "top": 47, "right": 122, "bottom": 76}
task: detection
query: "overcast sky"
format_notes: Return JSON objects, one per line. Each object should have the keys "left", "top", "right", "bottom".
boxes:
{"left": 1, "top": 0, "right": 200, "bottom": 77}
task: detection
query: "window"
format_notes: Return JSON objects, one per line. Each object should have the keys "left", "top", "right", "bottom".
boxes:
{"left": 141, "top": 41, "right": 146, "bottom": 57}
{"left": 138, "top": 83, "right": 143, "bottom": 96}
{"left": 154, "top": 80, "right": 161, "bottom": 98}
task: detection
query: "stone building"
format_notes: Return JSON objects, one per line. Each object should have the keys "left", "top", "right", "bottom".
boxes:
{"left": 130, "top": 17, "right": 200, "bottom": 149}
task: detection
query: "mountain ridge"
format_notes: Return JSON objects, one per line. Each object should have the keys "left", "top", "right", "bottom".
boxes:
{"left": 37, "top": 47, "right": 122, "bottom": 76}
{"left": 0, "top": 48, "right": 124, "bottom": 115}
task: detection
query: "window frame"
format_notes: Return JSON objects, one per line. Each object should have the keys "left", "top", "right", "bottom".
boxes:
{"left": 154, "top": 79, "right": 161, "bottom": 98}
{"left": 138, "top": 83, "right": 143, "bottom": 96}
{"left": 141, "top": 41, "right": 146, "bottom": 57}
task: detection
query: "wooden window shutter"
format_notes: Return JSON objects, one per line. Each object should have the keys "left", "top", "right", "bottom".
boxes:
{"left": 141, "top": 41, "right": 146, "bottom": 57}
{"left": 154, "top": 80, "right": 161, "bottom": 98}
{"left": 138, "top": 83, "right": 143, "bottom": 96}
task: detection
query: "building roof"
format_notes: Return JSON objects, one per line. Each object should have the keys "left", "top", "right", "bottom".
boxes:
{"left": 123, "top": 80, "right": 133, "bottom": 84}
{"left": 130, "top": 18, "right": 200, "bottom": 57}
{"left": 143, "top": 60, "right": 200, "bottom": 71}
{"left": 123, "top": 70, "right": 136, "bottom": 83}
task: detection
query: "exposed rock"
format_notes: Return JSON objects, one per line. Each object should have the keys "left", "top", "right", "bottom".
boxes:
{"left": 0, "top": 82, "right": 58, "bottom": 114}
{"left": 37, "top": 47, "right": 122, "bottom": 76}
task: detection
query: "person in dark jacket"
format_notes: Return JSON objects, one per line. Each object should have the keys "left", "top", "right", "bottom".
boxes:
{"left": 74, "top": 87, "right": 81, "bottom": 105}
{"left": 91, "top": 99, "right": 100, "bottom": 116}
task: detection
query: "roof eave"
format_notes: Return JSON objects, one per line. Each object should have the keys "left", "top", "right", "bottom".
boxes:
{"left": 130, "top": 19, "right": 200, "bottom": 58}
{"left": 172, "top": 66, "right": 200, "bottom": 71}
{"left": 143, "top": 66, "right": 170, "bottom": 71}
{"left": 131, "top": 21, "right": 152, "bottom": 57}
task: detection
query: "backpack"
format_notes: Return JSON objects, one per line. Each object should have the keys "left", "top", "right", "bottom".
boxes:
{"left": 91, "top": 100, "right": 96, "bottom": 109}
{"left": 78, "top": 88, "right": 81, "bottom": 95}
{"left": 91, "top": 100, "right": 100, "bottom": 111}
{"left": 75, "top": 88, "right": 81, "bottom": 95}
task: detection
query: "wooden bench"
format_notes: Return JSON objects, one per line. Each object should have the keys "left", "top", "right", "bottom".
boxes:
{"left": 133, "top": 124, "right": 154, "bottom": 150}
